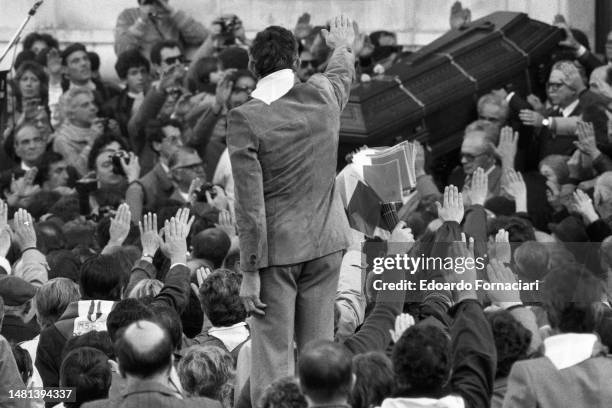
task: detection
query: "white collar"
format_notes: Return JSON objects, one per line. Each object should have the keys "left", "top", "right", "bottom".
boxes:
{"left": 160, "top": 162, "right": 170, "bottom": 174}
{"left": 20, "top": 162, "right": 33, "bottom": 171}
{"left": 251, "top": 69, "right": 295, "bottom": 105}
{"left": 562, "top": 98, "right": 580, "bottom": 117}
{"left": 208, "top": 322, "right": 249, "bottom": 352}
{"left": 178, "top": 190, "right": 190, "bottom": 202}
{"left": 544, "top": 333, "right": 598, "bottom": 370}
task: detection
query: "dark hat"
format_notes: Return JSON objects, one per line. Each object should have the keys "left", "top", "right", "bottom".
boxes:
{"left": 0, "top": 276, "right": 37, "bottom": 306}
{"left": 548, "top": 216, "right": 589, "bottom": 243}
{"left": 61, "top": 43, "right": 87, "bottom": 65}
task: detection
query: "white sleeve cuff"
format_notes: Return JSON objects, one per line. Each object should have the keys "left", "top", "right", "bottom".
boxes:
{"left": 505, "top": 91, "right": 515, "bottom": 103}
{"left": 0, "top": 257, "right": 12, "bottom": 275}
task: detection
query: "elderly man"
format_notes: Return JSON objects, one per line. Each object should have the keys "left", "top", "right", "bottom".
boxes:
{"left": 114, "top": 0, "right": 208, "bottom": 58}
{"left": 52, "top": 88, "right": 105, "bottom": 176}
{"left": 227, "top": 16, "right": 356, "bottom": 402}
{"left": 515, "top": 60, "right": 607, "bottom": 159}
{"left": 82, "top": 320, "right": 222, "bottom": 408}
{"left": 0, "top": 123, "right": 47, "bottom": 202}
{"left": 449, "top": 120, "right": 502, "bottom": 199}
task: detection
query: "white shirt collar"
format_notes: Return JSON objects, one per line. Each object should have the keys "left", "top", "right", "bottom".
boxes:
{"left": 20, "top": 162, "right": 33, "bottom": 171}
{"left": 562, "top": 98, "right": 580, "bottom": 117}
{"left": 178, "top": 190, "right": 190, "bottom": 202}
{"left": 160, "top": 162, "right": 170, "bottom": 174}
{"left": 544, "top": 333, "right": 598, "bottom": 370}
{"left": 251, "top": 69, "right": 295, "bottom": 105}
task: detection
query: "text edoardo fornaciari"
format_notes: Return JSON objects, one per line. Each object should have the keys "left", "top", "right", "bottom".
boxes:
{"left": 370, "top": 253, "right": 540, "bottom": 292}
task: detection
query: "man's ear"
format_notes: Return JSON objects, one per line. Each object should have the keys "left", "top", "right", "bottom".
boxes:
{"left": 152, "top": 141, "right": 162, "bottom": 154}
{"left": 248, "top": 59, "right": 258, "bottom": 79}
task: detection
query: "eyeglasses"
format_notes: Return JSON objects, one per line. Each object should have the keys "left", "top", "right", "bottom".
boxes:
{"left": 232, "top": 86, "right": 254, "bottom": 95}
{"left": 163, "top": 55, "right": 186, "bottom": 66}
{"left": 547, "top": 81, "right": 571, "bottom": 91}
{"left": 478, "top": 115, "right": 501, "bottom": 123}
{"left": 461, "top": 152, "right": 487, "bottom": 161}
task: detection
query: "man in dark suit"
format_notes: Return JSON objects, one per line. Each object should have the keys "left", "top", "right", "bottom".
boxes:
{"left": 82, "top": 319, "right": 221, "bottom": 408}
{"left": 513, "top": 60, "right": 607, "bottom": 160}
{"left": 227, "top": 16, "right": 355, "bottom": 402}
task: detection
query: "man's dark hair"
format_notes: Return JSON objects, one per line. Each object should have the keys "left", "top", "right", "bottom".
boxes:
{"left": 115, "top": 320, "right": 173, "bottom": 378}
{"left": 11, "top": 344, "right": 33, "bottom": 384}
{"left": 150, "top": 40, "right": 182, "bottom": 65}
{"left": 115, "top": 49, "right": 151, "bottom": 79}
{"left": 34, "top": 220, "right": 66, "bottom": 253}
{"left": 392, "top": 325, "right": 451, "bottom": 396}
{"left": 60, "top": 347, "right": 112, "bottom": 408}
{"left": 87, "top": 132, "right": 130, "bottom": 171}
{"left": 260, "top": 376, "right": 307, "bottom": 408}
{"left": 62, "top": 330, "right": 115, "bottom": 361}
{"left": 61, "top": 43, "right": 88, "bottom": 66}
{"left": 35, "top": 151, "right": 65, "bottom": 185}
{"left": 47, "top": 249, "right": 81, "bottom": 281}
{"left": 250, "top": 26, "right": 298, "bottom": 78}
{"left": 488, "top": 216, "right": 536, "bottom": 243}
{"left": 199, "top": 269, "right": 246, "bottom": 327}
{"left": 23, "top": 32, "right": 59, "bottom": 52}
{"left": 349, "top": 352, "right": 394, "bottom": 408}
{"left": 544, "top": 262, "right": 605, "bottom": 333}
{"left": 148, "top": 303, "right": 183, "bottom": 351}
{"left": 192, "top": 228, "right": 231, "bottom": 268}
{"left": 107, "top": 298, "right": 154, "bottom": 342}
{"left": 145, "top": 117, "right": 182, "bottom": 147}
{"left": 218, "top": 46, "right": 249, "bottom": 70}
{"left": 487, "top": 310, "right": 532, "bottom": 378}
{"left": 298, "top": 340, "right": 353, "bottom": 403}
{"left": 27, "top": 191, "right": 62, "bottom": 220}
{"left": 79, "top": 254, "right": 125, "bottom": 300}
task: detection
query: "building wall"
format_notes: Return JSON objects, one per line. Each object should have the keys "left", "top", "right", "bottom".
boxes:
{"left": 0, "top": 0, "right": 594, "bottom": 80}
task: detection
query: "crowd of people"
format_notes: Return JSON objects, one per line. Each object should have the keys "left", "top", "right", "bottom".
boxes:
{"left": 1, "top": 0, "right": 612, "bottom": 407}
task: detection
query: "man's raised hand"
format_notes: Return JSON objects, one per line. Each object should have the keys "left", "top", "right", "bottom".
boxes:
{"left": 321, "top": 15, "right": 355, "bottom": 50}
{"left": 436, "top": 185, "right": 464, "bottom": 223}
{"left": 158, "top": 208, "right": 195, "bottom": 265}
{"left": 139, "top": 212, "right": 160, "bottom": 257}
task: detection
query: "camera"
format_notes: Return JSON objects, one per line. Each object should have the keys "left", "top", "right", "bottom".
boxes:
{"left": 111, "top": 151, "right": 130, "bottom": 176}
{"left": 194, "top": 182, "right": 218, "bottom": 202}
{"left": 212, "top": 15, "right": 242, "bottom": 48}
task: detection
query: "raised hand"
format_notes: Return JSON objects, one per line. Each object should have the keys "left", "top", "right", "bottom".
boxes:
{"left": 573, "top": 189, "right": 599, "bottom": 224}
{"left": 494, "top": 126, "right": 518, "bottom": 167}
{"left": 493, "top": 228, "right": 511, "bottom": 264}
{"left": 414, "top": 140, "right": 426, "bottom": 177}
{"left": 574, "top": 122, "right": 601, "bottom": 158}
{"left": 139, "top": 212, "right": 160, "bottom": 257}
{"left": 526, "top": 94, "right": 544, "bottom": 112}
{"left": 436, "top": 185, "right": 464, "bottom": 223}
{"left": 13, "top": 208, "right": 36, "bottom": 251}
{"left": 466, "top": 167, "right": 488, "bottom": 206}
{"left": 108, "top": 203, "right": 132, "bottom": 246}
{"left": 158, "top": 207, "right": 195, "bottom": 265}
{"left": 214, "top": 72, "right": 235, "bottom": 113}
{"left": 0, "top": 200, "right": 10, "bottom": 257}
{"left": 321, "top": 15, "right": 356, "bottom": 50}
{"left": 216, "top": 209, "right": 236, "bottom": 239}
{"left": 486, "top": 259, "right": 521, "bottom": 306}
{"left": 389, "top": 313, "right": 415, "bottom": 343}
{"left": 503, "top": 169, "right": 527, "bottom": 212}
{"left": 120, "top": 152, "right": 141, "bottom": 183}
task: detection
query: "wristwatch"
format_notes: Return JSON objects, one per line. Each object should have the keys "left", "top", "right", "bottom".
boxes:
{"left": 542, "top": 118, "right": 550, "bottom": 128}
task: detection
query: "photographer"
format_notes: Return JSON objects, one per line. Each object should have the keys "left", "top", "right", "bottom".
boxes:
{"left": 114, "top": 0, "right": 208, "bottom": 59}
{"left": 77, "top": 134, "right": 140, "bottom": 218}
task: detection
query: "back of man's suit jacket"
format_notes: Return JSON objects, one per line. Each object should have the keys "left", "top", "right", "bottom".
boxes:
{"left": 227, "top": 46, "right": 354, "bottom": 271}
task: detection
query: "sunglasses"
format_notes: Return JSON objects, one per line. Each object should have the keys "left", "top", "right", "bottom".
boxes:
{"left": 233, "top": 86, "right": 254, "bottom": 94}
{"left": 163, "top": 55, "right": 186, "bottom": 66}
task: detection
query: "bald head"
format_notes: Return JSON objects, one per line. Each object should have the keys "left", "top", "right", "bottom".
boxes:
{"left": 115, "top": 320, "right": 172, "bottom": 379}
